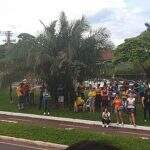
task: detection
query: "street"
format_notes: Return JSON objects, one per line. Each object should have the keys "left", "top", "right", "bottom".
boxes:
{"left": 0, "top": 139, "right": 61, "bottom": 150}
{"left": 0, "top": 113, "right": 150, "bottom": 139}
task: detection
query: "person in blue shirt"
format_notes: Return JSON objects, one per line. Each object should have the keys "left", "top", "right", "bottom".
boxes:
{"left": 43, "top": 88, "right": 51, "bottom": 115}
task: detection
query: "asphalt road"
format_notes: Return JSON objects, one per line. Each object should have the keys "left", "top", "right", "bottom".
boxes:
{"left": 0, "top": 114, "right": 150, "bottom": 139}
{"left": 0, "top": 139, "right": 61, "bottom": 150}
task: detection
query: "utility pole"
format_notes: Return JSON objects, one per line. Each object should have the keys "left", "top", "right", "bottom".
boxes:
{"left": 0, "top": 30, "right": 15, "bottom": 45}
{"left": 5, "top": 31, "right": 12, "bottom": 44}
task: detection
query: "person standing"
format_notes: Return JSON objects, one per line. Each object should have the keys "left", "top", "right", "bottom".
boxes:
{"left": 127, "top": 93, "right": 136, "bottom": 126}
{"left": 109, "top": 82, "right": 118, "bottom": 111}
{"left": 24, "top": 80, "right": 31, "bottom": 105}
{"left": 39, "top": 85, "right": 44, "bottom": 110}
{"left": 138, "top": 81, "right": 145, "bottom": 103}
{"left": 88, "top": 86, "right": 96, "bottom": 112}
{"left": 16, "top": 83, "right": 24, "bottom": 110}
{"left": 142, "top": 87, "right": 150, "bottom": 122}
{"left": 133, "top": 81, "right": 139, "bottom": 94}
{"left": 29, "top": 84, "right": 35, "bottom": 105}
{"left": 95, "top": 84, "right": 101, "bottom": 111}
{"left": 77, "top": 82, "right": 85, "bottom": 100}
{"left": 9, "top": 83, "right": 13, "bottom": 104}
{"left": 101, "top": 83, "right": 109, "bottom": 110}
{"left": 110, "top": 82, "right": 118, "bottom": 100}
{"left": 145, "top": 81, "right": 149, "bottom": 91}
{"left": 113, "top": 94, "right": 124, "bottom": 125}
{"left": 57, "top": 84, "right": 65, "bottom": 108}
{"left": 43, "top": 88, "right": 51, "bottom": 115}
{"left": 21, "top": 79, "right": 30, "bottom": 106}
{"left": 121, "top": 87, "right": 128, "bottom": 112}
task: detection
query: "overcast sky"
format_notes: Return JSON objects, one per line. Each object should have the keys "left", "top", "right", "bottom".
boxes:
{"left": 0, "top": 0, "right": 149, "bottom": 46}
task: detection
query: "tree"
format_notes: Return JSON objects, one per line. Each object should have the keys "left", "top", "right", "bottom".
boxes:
{"left": 0, "top": 45, "right": 7, "bottom": 59}
{"left": 114, "top": 25, "right": 150, "bottom": 78}
{"left": 0, "top": 12, "right": 113, "bottom": 106}
{"left": 145, "top": 23, "right": 150, "bottom": 31}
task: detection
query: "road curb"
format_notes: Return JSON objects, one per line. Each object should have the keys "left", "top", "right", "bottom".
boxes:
{"left": 0, "top": 135, "right": 68, "bottom": 149}
{"left": 0, "top": 111, "right": 150, "bottom": 131}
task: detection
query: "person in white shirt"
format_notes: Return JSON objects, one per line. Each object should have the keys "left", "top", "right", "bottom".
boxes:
{"left": 101, "top": 108, "right": 111, "bottom": 127}
{"left": 127, "top": 93, "right": 136, "bottom": 126}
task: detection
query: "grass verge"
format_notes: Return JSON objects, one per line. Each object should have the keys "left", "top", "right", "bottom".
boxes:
{"left": 0, "top": 89, "right": 150, "bottom": 126}
{"left": 0, "top": 122, "right": 150, "bottom": 150}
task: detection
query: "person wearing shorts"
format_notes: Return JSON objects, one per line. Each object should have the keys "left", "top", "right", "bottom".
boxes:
{"left": 127, "top": 93, "right": 136, "bottom": 126}
{"left": 113, "top": 94, "right": 124, "bottom": 125}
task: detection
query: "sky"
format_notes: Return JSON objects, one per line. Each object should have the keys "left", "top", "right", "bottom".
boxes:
{"left": 0, "top": 0, "right": 149, "bottom": 46}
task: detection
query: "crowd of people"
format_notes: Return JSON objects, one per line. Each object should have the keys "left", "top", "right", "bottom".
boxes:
{"left": 16, "top": 79, "right": 52, "bottom": 115}
{"left": 16, "top": 79, "right": 35, "bottom": 110}
{"left": 15, "top": 78, "right": 150, "bottom": 127}
{"left": 74, "top": 80, "right": 150, "bottom": 127}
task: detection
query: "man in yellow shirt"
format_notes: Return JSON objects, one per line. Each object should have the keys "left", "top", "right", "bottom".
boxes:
{"left": 88, "top": 87, "right": 96, "bottom": 112}
{"left": 16, "top": 83, "right": 24, "bottom": 110}
{"left": 74, "top": 96, "right": 85, "bottom": 112}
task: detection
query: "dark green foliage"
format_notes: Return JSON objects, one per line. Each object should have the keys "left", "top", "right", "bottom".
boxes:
{"left": 0, "top": 122, "right": 150, "bottom": 150}
{"left": 114, "top": 27, "right": 150, "bottom": 77}
{"left": 0, "top": 12, "right": 113, "bottom": 105}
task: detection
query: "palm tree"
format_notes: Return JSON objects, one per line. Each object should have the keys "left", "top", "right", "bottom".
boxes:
{"left": 0, "top": 12, "right": 113, "bottom": 106}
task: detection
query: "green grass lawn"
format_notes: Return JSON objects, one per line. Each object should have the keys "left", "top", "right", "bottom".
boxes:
{"left": 0, "top": 122, "right": 150, "bottom": 150}
{"left": 0, "top": 89, "right": 150, "bottom": 126}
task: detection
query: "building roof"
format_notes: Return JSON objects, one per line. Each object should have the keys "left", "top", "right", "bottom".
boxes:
{"left": 100, "top": 49, "right": 113, "bottom": 61}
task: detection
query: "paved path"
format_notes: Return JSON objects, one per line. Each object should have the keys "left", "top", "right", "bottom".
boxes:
{"left": 0, "top": 138, "right": 64, "bottom": 150}
{"left": 0, "top": 111, "right": 150, "bottom": 139}
{"left": 0, "top": 111, "right": 150, "bottom": 131}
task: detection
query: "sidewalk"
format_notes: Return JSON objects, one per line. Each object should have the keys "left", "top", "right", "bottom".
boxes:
{"left": 0, "top": 111, "right": 150, "bottom": 131}
{"left": 0, "top": 135, "right": 68, "bottom": 150}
